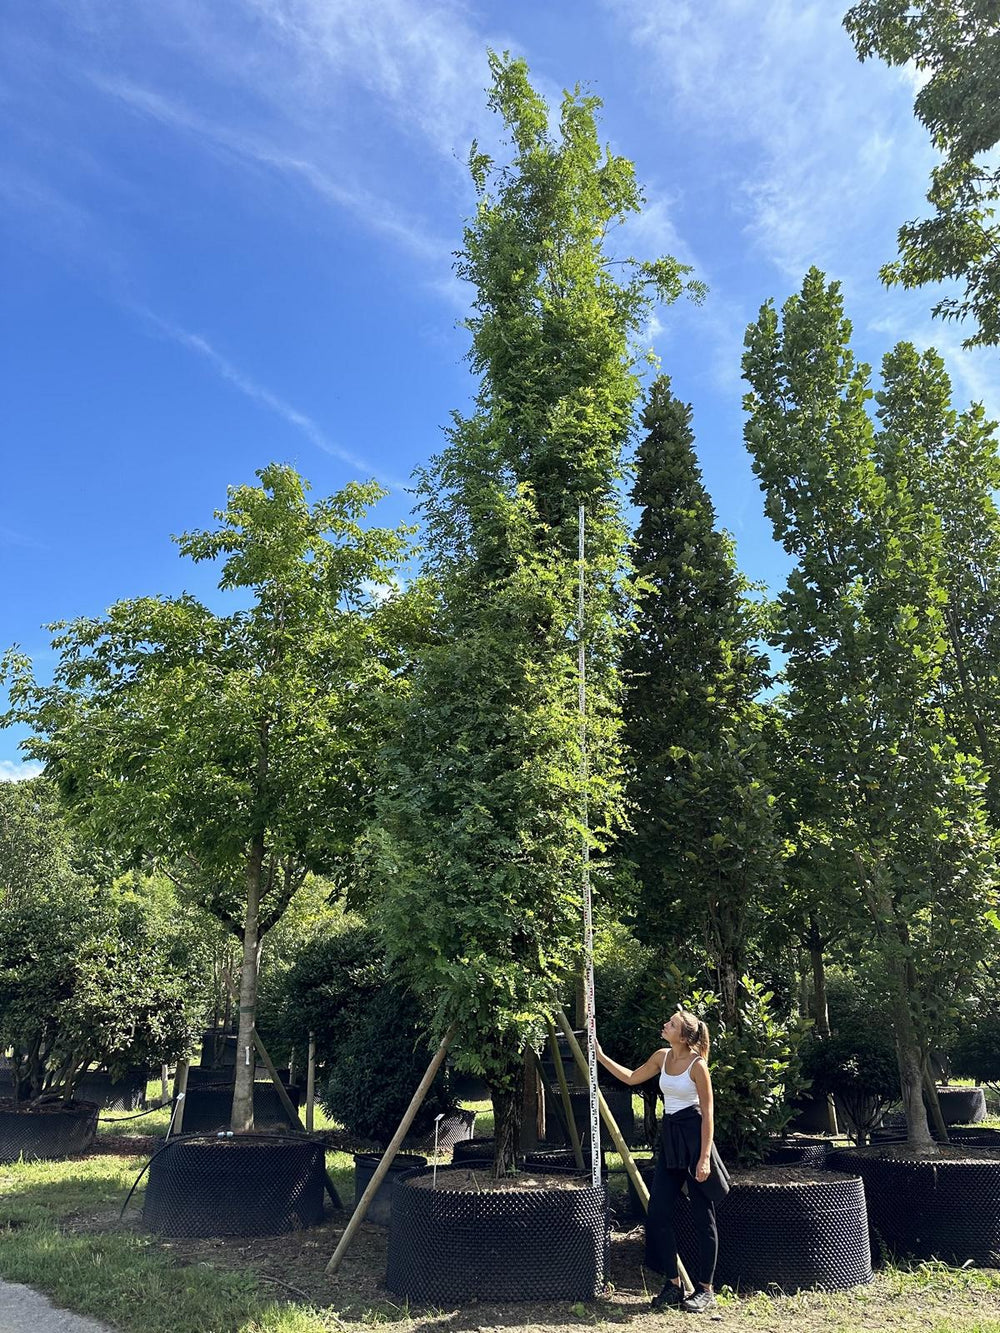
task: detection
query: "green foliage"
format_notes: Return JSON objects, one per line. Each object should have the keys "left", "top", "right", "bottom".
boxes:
{"left": 321, "top": 984, "right": 454, "bottom": 1146}
{"left": 3, "top": 464, "right": 416, "bottom": 1130}
{"left": 952, "top": 1018, "right": 1000, "bottom": 1089}
{"left": 801, "top": 979, "right": 900, "bottom": 1144}
{"left": 257, "top": 920, "right": 382, "bottom": 1071}
{"left": 621, "top": 376, "right": 781, "bottom": 1029}
{"left": 686, "top": 979, "right": 805, "bottom": 1166}
{"left": 844, "top": 0, "right": 1000, "bottom": 347}
{"left": 0, "top": 870, "right": 201, "bottom": 1100}
{"left": 375, "top": 53, "right": 701, "bottom": 1172}
{"left": 743, "top": 268, "right": 999, "bottom": 1143}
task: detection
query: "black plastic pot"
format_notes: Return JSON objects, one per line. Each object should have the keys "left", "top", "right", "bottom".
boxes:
{"left": 386, "top": 1163, "right": 608, "bottom": 1302}
{"left": 936, "top": 1087, "right": 987, "bottom": 1125}
{"left": 76, "top": 1070, "right": 147, "bottom": 1112}
{"left": 765, "top": 1139, "right": 830, "bottom": 1168}
{"left": 199, "top": 1031, "right": 238, "bottom": 1069}
{"left": 542, "top": 1084, "right": 636, "bottom": 1149}
{"left": 186, "top": 1066, "right": 292, "bottom": 1089}
{"left": 787, "top": 1093, "right": 837, "bottom": 1134}
{"left": 181, "top": 1081, "right": 301, "bottom": 1133}
{"left": 143, "top": 1134, "right": 325, "bottom": 1237}
{"left": 451, "top": 1137, "right": 606, "bottom": 1172}
{"left": 829, "top": 1146, "right": 1000, "bottom": 1265}
{"left": 666, "top": 1170, "right": 872, "bottom": 1292}
{"left": 0, "top": 1100, "right": 99, "bottom": 1164}
{"left": 404, "top": 1109, "right": 477, "bottom": 1154}
{"left": 354, "top": 1152, "right": 427, "bottom": 1226}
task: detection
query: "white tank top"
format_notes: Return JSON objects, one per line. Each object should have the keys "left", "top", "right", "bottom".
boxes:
{"left": 659, "top": 1051, "right": 701, "bottom": 1115}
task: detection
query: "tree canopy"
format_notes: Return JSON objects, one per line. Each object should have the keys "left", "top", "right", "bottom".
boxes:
{"left": 845, "top": 0, "right": 1000, "bottom": 346}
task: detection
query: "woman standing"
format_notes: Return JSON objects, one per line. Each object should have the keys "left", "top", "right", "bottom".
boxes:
{"left": 596, "top": 1009, "right": 719, "bottom": 1313}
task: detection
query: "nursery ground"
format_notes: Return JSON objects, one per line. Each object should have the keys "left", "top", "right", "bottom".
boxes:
{"left": 2, "top": 1136, "right": 1000, "bottom": 1333}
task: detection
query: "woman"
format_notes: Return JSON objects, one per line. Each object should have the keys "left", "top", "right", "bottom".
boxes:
{"left": 596, "top": 1009, "right": 719, "bottom": 1314}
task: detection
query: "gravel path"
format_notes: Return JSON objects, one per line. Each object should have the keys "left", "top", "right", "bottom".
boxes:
{"left": 0, "top": 1281, "right": 114, "bottom": 1333}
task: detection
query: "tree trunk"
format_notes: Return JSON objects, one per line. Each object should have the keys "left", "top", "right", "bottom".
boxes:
{"left": 886, "top": 963, "right": 934, "bottom": 1148}
{"left": 808, "top": 919, "right": 831, "bottom": 1039}
{"left": 519, "top": 1046, "right": 544, "bottom": 1150}
{"left": 642, "top": 1083, "right": 659, "bottom": 1150}
{"left": 489, "top": 1053, "right": 524, "bottom": 1178}
{"left": 796, "top": 947, "right": 810, "bottom": 1019}
{"left": 922, "top": 1058, "right": 949, "bottom": 1143}
{"left": 231, "top": 840, "right": 264, "bottom": 1132}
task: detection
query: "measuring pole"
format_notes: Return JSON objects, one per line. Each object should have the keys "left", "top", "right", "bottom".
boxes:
{"left": 578, "top": 504, "right": 601, "bottom": 1190}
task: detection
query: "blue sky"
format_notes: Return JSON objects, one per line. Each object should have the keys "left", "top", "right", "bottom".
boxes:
{"left": 2, "top": 0, "right": 997, "bottom": 779}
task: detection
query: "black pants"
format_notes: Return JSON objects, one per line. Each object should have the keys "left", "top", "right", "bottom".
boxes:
{"left": 645, "top": 1161, "right": 718, "bottom": 1287}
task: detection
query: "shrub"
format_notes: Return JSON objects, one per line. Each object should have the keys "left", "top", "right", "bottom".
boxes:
{"left": 321, "top": 983, "right": 455, "bottom": 1145}
{"left": 688, "top": 977, "right": 806, "bottom": 1166}
{"left": 801, "top": 1029, "right": 899, "bottom": 1145}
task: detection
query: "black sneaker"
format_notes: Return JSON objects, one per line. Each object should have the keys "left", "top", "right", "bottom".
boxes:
{"left": 682, "top": 1288, "right": 716, "bottom": 1313}
{"left": 650, "top": 1281, "right": 684, "bottom": 1310}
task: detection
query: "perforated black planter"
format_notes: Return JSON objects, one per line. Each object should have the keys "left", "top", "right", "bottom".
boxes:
{"left": 765, "top": 1140, "right": 830, "bottom": 1168}
{"left": 142, "top": 1134, "right": 325, "bottom": 1237}
{"left": 542, "top": 1085, "right": 637, "bottom": 1149}
{"left": 0, "top": 1100, "right": 99, "bottom": 1164}
{"left": 937, "top": 1087, "right": 987, "bottom": 1125}
{"left": 76, "top": 1070, "right": 147, "bottom": 1112}
{"left": 386, "top": 1164, "right": 608, "bottom": 1303}
{"left": 181, "top": 1081, "right": 301, "bottom": 1133}
{"left": 660, "top": 1172, "right": 872, "bottom": 1293}
{"left": 404, "top": 1109, "right": 476, "bottom": 1154}
{"left": 354, "top": 1153, "right": 427, "bottom": 1226}
{"left": 830, "top": 1147, "right": 1000, "bottom": 1265}
{"left": 452, "top": 1137, "right": 605, "bottom": 1172}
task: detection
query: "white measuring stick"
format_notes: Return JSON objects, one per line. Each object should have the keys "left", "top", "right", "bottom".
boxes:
{"left": 578, "top": 504, "right": 601, "bottom": 1190}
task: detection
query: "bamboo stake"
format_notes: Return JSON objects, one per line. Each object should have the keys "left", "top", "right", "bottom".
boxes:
{"left": 555, "top": 1009, "right": 694, "bottom": 1294}
{"left": 544, "top": 1017, "right": 585, "bottom": 1170}
{"left": 326, "top": 1024, "right": 456, "bottom": 1275}
{"left": 306, "top": 1032, "right": 316, "bottom": 1132}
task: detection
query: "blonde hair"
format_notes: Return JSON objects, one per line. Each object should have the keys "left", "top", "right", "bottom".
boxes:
{"left": 676, "top": 1008, "right": 710, "bottom": 1061}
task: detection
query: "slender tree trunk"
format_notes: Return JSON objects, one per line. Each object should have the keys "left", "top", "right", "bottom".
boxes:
{"left": 489, "top": 1050, "right": 524, "bottom": 1177}
{"left": 922, "top": 1058, "right": 949, "bottom": 1143}
{"left": 808, "top": 918, "right": 831, "bottom": 1039}
{"left": 796, "top": 947, "right": 810, "bottom": 1019}
{"left": 519, "top": 1046, "right": 544, "bottom": 1150}
{"left": 642, "top": 1084, "right": 659, "bottom": 1149}
{"left": 231, "top": 840, "right": 264, "bottom": 1132}
{"left": 886, "top": 961, "right": 934, "bottom": 1148}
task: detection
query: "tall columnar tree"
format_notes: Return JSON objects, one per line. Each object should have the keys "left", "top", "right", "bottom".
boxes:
{"left": 375, "top": 54, "right": 702, "bottom": 1175}
{"left": 873, "top": 344, "right": 1000, "bottom": 820}
{"left": 621, "top": 376, "right": 781, "bottom": 1031}
{"left": 3, "top": 465, "right": 413, "bottom": 1131}
{"left": 743, "top": 269, "right": 997, "bottom": 1146}
{"left": 844, "top": 0, "right": 1000, "bottom": 347}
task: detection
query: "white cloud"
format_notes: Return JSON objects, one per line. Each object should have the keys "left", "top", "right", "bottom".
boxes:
{"left": 0, "top": 760, "right": 43, "bottom": 783}
{"left": 603, "top": 0, "right": 936, "bottom": 281}
{"left": 135, "top": 307, "right": 408, "bottom": 490}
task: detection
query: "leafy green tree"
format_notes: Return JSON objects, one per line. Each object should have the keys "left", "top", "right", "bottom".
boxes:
{"left": 872, "top": 344, "right": 1000, "bottom": 819}
{"left": 375, "top": 54, "right": 702, "bottom": 1176}
{"left": 0, "top": 870, "right": 201, "bottom": 1101}
{"left": 743, "top": 268, "right": 998, "bottom": 1146}
{"left": 3, "top": 465, "right": 413, "bottom": 1130}
{"left": 844, "top": 0, "right": 1000, "bottom": 347}
{"left": 0, "top": 777, "right": 77, "bottom": 908}
{"left": 621, "top": 376, "right": 781, "bottom": 1031}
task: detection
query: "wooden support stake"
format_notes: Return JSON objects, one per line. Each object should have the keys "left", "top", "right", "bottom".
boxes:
{"left": 326, "top": 1024, "right": 456, "bottom": 1276}
{"left": 555, "top": 1008, "right": 693, "bottom": 1292}
{"left": 544, "top": 1016, "right": 585, "bottom": 1171}
{"left": 169, "top": 1059, "right": 189, "bottom": 1138}
{"left": 306, "top": 1031, "right": 316, "bottom": 1133}
{"left": 160, "top": 1063, "right": 170, "bottom": 1107}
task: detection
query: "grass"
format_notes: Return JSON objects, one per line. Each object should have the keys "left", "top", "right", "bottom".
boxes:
{"left": 4, "top": 1088, "right": 999, "bottom": 1333}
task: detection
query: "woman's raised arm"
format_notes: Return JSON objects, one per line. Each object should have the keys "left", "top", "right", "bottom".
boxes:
{"left": 595, "top": 1040, "right": 664, "bottom": 1087}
